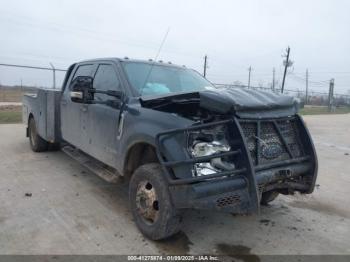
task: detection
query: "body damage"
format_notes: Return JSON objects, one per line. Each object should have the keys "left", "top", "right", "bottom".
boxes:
{"left": 134, "top": 88, "right": 317, "bottom": 213}
{"left": 140, "top": 87, "right": 300, "bottom": 119}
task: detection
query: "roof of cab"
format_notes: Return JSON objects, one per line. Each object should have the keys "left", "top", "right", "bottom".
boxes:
{"left": 78, "top": 57, "right": 185, "bottom": 69}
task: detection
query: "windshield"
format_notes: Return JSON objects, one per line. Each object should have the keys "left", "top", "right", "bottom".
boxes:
{"left": 122, "top": 62, "right": 214, "bottom": 96}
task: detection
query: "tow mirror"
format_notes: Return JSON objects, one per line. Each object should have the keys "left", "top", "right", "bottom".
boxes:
{"left": 69, "top": 76, "right": 94, "bottom": 103}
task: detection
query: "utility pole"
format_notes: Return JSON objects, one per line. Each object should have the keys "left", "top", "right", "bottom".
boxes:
{"left": 281, "top": 46, "right": 291, "bottom": 93}
{"left": 49, "top": 62, "right": 56, "bottom": 89}
{"left": 272, "top": 67, "right": 275, "bottom": 91}
{"left": 203, "top": 55, "right": 208, "bottom": 78}
{"left": 305, "top": 69, "right": 309, "bottom": 104}
{"left": 328, "top": 78, "right": 335, "bottom": 112}
{"left": 248, "top": 66, "right": 252, "bottom": 89}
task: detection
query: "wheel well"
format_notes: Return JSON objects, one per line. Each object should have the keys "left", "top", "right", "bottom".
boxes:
{"left": 124, "top": 143, "right": 159, "bottom": 179}
{"left": 26, "top": 113, "right": 34, "bottom": 137}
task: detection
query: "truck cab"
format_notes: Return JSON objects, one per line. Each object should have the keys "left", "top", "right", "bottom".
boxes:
{"left": 23, "top": 58, "right": 318, "bottom": 240}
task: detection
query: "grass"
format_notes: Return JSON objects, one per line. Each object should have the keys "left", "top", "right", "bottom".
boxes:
{"left": 0, "top": 107, "right": 22, "bottom": 124}
{"left": 0, "top": 111, "right": 22, "bottom": 124}
{"left": 300, "top": 106, "right": 350, "bottom": 115}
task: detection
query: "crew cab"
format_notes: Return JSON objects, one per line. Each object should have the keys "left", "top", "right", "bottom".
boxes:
{"left": 22, "top": 58, "right": 318, "bottom": 240}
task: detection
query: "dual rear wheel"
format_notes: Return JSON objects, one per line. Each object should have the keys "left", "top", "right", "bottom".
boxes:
{"left": 28, "top": 117, "right": 60, "bottom": 152}
{"left": 28, "top": 117, "right": 49, "bottom": 152}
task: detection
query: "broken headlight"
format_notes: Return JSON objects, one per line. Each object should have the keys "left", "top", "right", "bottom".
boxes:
{"left": 188, "top": 126, "right": 235, "bottom": 177}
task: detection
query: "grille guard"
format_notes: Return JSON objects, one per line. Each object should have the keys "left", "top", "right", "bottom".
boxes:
{"left": 155, "top": 114, "right": 318, "bottom": 212}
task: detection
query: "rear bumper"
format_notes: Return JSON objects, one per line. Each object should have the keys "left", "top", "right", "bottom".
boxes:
{"left": 169, "top": 162, "right": 312, "bottom": 213}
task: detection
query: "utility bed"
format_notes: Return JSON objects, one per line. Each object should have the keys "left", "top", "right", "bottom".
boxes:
{"left": 22, "top": 88, "right": 61, "bottom": 143}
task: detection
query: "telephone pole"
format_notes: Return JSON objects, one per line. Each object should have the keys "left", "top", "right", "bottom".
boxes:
{"left": 305, "top": 69, "right": 309, "bottom": 104}
{"left": 203, "top": 55, "right": 208, "bottom": 78}
{"left": 248, "top": 66, "right": 252, "bottom": 89}
{"left": 272, "top": 67, "right": 275, "bottom": 91}
{"left": 49, "top": 62, "right": 56, "bottom": 89}
{"left": 281, "top": 46, "right": 291, "bottom": 93}
{"left": 328, "top": 79, "right": 335, "bottom": 112}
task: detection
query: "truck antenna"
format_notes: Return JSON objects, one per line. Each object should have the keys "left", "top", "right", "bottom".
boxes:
{"left": 140, "top": 27, "right": 170, "bottom": 95}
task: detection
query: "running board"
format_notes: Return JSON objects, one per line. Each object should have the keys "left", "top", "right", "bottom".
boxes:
{"left": 62, "top": 145, "right": 122, "bottom": 183}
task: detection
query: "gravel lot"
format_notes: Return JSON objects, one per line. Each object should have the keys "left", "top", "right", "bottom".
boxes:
{"left": 0, "top": 114, "right": 349, "bottom": 255}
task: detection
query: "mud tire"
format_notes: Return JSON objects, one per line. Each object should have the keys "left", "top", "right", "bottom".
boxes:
{"left": 28, "top": 117, "right": 48, "bottom": 152}
{"left": 260, "top": 191, "right": 279, "bottom": 205}
{"left": 129, "top": 163, "right": 182, "bottom": 240}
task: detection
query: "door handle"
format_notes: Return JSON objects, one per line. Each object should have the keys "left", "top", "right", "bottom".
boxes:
{"left": 61, "top": 99, "right": 67, "bottom": 106}
{"left": 81, "top": 106, "right": 88, "bottom": 112}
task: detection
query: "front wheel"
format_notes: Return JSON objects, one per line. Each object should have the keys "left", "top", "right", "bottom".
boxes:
{"left": 28, "top": 117, "right": 48, "bottom": 152}
{"left": 129, "top": 163, "right": 182, "bottom": 240}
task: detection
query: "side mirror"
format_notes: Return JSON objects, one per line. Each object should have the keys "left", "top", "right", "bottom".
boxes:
{"left": 69, "top": 76, "right": 94, "bottom": 103}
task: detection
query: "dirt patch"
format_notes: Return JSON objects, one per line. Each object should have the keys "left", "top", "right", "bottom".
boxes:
{"left": 75, "top": 222, "right": 90, "bottom": 234}
{"left": 216, "top": 243, "right": 260, "bottom": 262}
{"left": 0, "top": 89, "right": 27, "bottom": 102}
{"left": 290, "top": 200, "right": 350, "bottom": 219}
{"left": 0, "top": 105, "right": 21, "bottom": 112}
{"left": 154, "top": 231, "right": 193, "bottom": 255}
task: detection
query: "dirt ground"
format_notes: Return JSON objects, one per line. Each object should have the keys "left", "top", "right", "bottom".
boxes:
{"left": 0, "top": 105, "right": 22, "bottom": 111}
{"left": 0, "top": 114, "right": 349, "bottom": 255}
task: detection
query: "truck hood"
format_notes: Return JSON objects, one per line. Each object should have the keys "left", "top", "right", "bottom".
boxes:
{"left": 140, "top": 87, "right": 299, "bottom": 119}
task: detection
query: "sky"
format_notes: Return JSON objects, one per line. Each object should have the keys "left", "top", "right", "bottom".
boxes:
{"left": 0, "top": 0, "right": 349, "bottom": 94}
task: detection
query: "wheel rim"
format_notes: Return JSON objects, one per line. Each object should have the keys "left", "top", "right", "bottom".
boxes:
{"left": 29, "top": 120, "right": 37, "bottom": 147}
{"left": 135, "top": 181, "right": 159, "bottom": 225}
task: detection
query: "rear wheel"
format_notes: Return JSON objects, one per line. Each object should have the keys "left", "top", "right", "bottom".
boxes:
{"left": 260, "top": 191, "right": 279, "bottom": 205}
{"left": 28, "top": 117, "right": 48, "bottom": 152}
{"left": 129, "top": 163, "right": 182, "bottom": 240}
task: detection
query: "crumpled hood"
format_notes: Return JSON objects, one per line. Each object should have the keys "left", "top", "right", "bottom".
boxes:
{"left": 140, "top": 87, "right": 300, "bottom": 119}
{"left": 199, "top": 87, "right": 299, "bottom": 118}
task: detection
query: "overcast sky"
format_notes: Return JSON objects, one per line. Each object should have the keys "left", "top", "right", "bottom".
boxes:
{"left": 0, "top": 0, "right": 349, "bottom": 94}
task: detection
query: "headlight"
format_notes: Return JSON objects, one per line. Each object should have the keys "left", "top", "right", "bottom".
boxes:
{"left": 191, "top": 141, "right": 230, "bottom": 157}
{"left": 188, "top": 126, "right": 235, "bottom": 177}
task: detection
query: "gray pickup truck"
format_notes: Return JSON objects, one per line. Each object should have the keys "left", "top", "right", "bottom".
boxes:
{"left": 23, "top": 58, "right": 318, "bottom": 240}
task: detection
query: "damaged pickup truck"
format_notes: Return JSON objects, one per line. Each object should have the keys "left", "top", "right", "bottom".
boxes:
{"left": 23, "top": 58, "right": 318, "bottom": 240}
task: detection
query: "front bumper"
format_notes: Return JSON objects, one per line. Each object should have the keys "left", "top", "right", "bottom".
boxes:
{"left": 155, "top": 115, "right": 318, "bottom": 214}
{"left": 169, "top": 162, "right": 311, "bottom": 213}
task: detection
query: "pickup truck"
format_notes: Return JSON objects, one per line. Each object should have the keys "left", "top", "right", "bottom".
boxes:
{"left": 23, "top": 58, "right": 318, "bottom": 240}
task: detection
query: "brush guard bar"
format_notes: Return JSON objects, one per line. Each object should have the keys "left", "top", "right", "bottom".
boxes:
{"left": 155, "top": 118, "right": 260, "bottom": 213}
{"left": 155, "top": 115, "right": 317, "bottom": 213}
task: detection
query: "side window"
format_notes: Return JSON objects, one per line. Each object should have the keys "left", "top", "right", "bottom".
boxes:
{"left": 72, "top": 64, "right": 94, "bottom": 79}
{"left": 93, "top": 64, "right": 121, "bottom": 101}
{"left": 70, "top": 64, "right": 94, "bottom": 90}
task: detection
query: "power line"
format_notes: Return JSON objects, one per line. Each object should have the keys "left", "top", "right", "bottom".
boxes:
{"left": 288, "top": 72, "right": 329, "bottom": 86}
